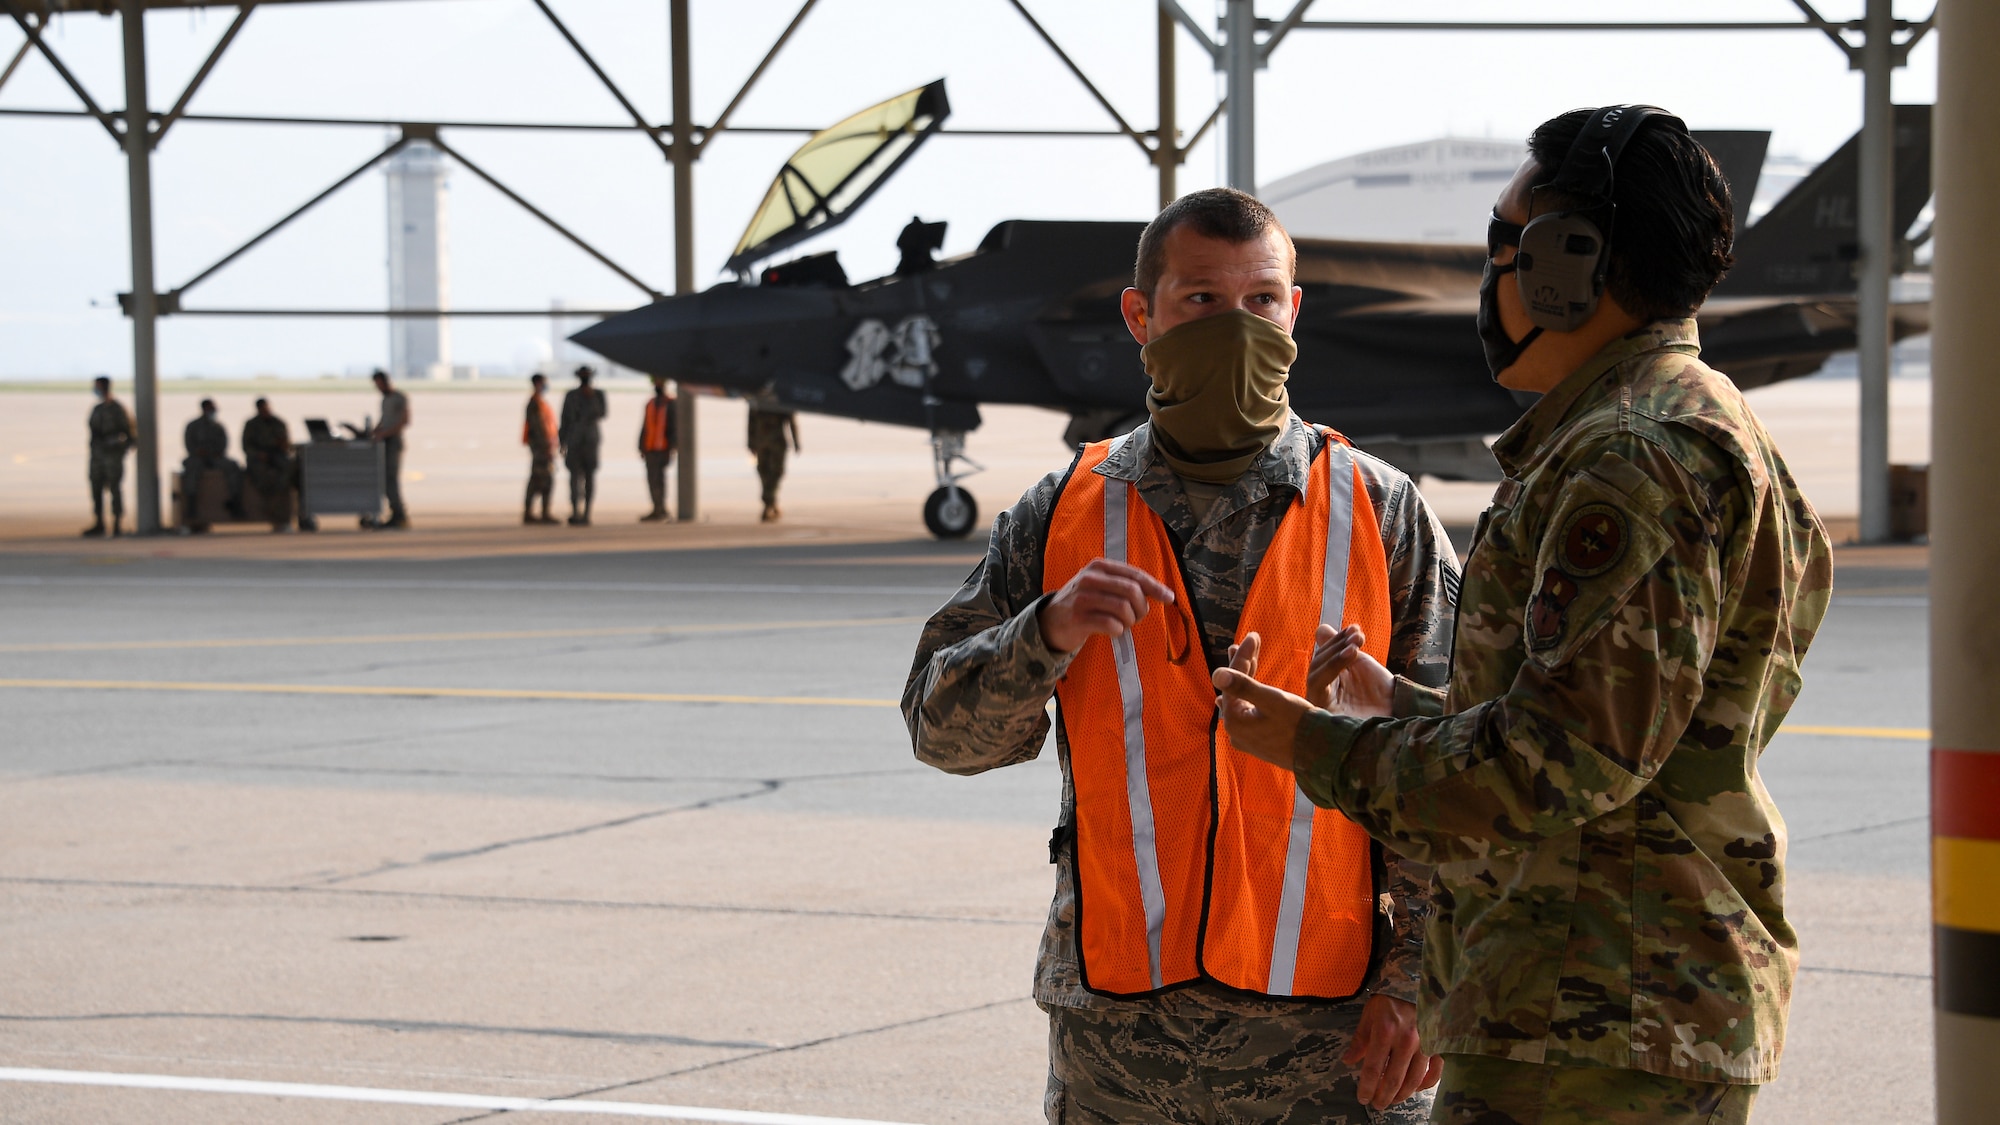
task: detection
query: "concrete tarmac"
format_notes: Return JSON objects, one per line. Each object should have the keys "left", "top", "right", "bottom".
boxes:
{"left": 0, "top": 535, "right": 1932, "bottom": 1123}
{"left": 0, "top": 375, "right": 1938, "bottom": 1122}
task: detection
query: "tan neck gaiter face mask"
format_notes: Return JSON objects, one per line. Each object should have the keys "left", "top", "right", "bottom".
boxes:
{"left": 1140, "top": 309, "right": 1297, "bottom": 484}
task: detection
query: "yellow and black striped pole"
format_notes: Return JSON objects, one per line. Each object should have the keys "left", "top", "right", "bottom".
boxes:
{"left": 1931, "top": 2, "right": 2000, "bottom": 1119}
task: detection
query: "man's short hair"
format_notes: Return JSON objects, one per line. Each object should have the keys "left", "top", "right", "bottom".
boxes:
{"left": 92, "top": 375, "right": 110, "bottom": 387}
{"left": 531, "top": 373, "right": 547, "bottom": 386}
{"left": 1526, "top": 109, "right": 1736, "bottom": 320}
{"left": 254, "top": 397, "right": 269, "bottom": 408}
{"left": 1133, "top": 187, "right": 1296, "bottom": 302}
{"left": 200, "top": 398, "right": 216, "bottom": 412}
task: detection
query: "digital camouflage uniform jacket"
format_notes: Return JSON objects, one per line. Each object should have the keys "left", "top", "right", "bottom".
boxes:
{"left": 905, "top": 415, "right": 1461, "bottom": 1016}
{"left": 1291, "top": 320, "right": 1833, "bottom": 1083}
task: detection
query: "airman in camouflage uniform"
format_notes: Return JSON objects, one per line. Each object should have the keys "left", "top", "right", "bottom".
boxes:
{"left": 906, "top": 416, "right": 1460, "bottom": 1124}
{"left": 748, "top": 404, "right": 799, "bottom": 522}
{"left": 84, "top": 376, "right": 133, "bottom": 537}
{"left": 1213, "top": 110, "right": 1831, "bottom": 1124}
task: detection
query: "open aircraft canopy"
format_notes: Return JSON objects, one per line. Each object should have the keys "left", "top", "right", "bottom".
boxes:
{"left": 725, "top": 79, "right": 950, "bottom": 276}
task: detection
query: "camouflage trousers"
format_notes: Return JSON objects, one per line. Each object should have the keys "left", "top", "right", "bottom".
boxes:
{"left": 1432, "top": 1055, "right": 1755, "bottom": 1125}
{"left": 88, "top": 451, "right": 125, "bottom": 518}
{"left": 1044, "top": 1000, "right": 1434, "bottom": 1125}
{"left": 755, "top": 443, "right": 787, "bottom": 507}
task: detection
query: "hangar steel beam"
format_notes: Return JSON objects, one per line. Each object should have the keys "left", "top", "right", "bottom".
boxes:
{"left": 1931, "top": 1, "right": 2000, "bottom": 1117}
{"left": 151, "top": 3, "right": 251, "bottom": 148}
{"left": 1155, "top": 6, "right": 1174, "bottom": 208}
{"left": 118, "top": 0, "right": 161, "bottom": 534}
{"left": 0, "top": 33, "right": 30, "bottom": 94}
{"left": 2, "top": 0, "right": 118, "bottom": 141}
{"left": 530, "top": 0, "right": 671, "bottom": 161}
{"left": 1855, "top": 0, "right": 1895, "bottom": 543}
{"left": 670, "top": 0, "right": 696, "bottom": 522}
{"left": 1004, "top": 0, "right": 1151, "bottom": 156}
{"left": 697, "top": 0, "right": 818, "bottom": 155}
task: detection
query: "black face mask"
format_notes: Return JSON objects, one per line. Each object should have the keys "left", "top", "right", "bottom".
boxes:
{"left": 1477, "top": 213, "right": 1542, "bottom": 380}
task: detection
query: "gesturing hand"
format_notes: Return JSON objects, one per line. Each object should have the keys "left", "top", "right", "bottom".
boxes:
{"left": 1037, "top": 558, "right": 1177, "bottom": 654}
{"left": 1308, "top": 624, "right": 1394, "bottom": 720}
{"left": 1344, "top": 994, "right": 1442, "bottom": 1110}
{"left": 1210, "top": 632, "right": 1313, "bottom": 770}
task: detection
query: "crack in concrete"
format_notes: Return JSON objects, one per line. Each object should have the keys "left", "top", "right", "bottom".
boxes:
{"left": 433, "top": 996, "right": 1033, "bottom": 1125}
{"left": 0, "top": 875, "right": 1041, "bottom": 927}
{"left": 0, "top": 1011, "right": 772, "bottom": 1050}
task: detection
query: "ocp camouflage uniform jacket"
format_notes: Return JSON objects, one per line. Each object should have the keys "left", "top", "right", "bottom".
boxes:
{"left": 88, "top": 400, "right": 133, "bottom": 457}
{"left": 1291, "top": 320, "right": 1833, "bottom": 1083}
{"left": 904, "top": 414, "right": 1461, "bottom": 1016}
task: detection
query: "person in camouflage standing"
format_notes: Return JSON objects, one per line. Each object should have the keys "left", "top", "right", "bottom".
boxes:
{"left": 906, "top": 189, "right": 1462, "bottom": 1124}
{"left": 1213, "top": 108, "right": 1833, "bottom": 1125}
{"left": 240, "top": 397, "right": 296, "bottom": 531}
{"left": 83, "top": 376, "right": 134, "bottom": 538}
{"left": 747, "top": 403, "right": 799, "bottom": 523}
{"left": 559, "top": 365, "right": 606, "bottom": 526}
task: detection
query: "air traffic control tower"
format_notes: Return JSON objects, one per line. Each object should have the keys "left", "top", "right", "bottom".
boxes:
{"left": 385, "top": 140, "right": 451, "bottom": 380}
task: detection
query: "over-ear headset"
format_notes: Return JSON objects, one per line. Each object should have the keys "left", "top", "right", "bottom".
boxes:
{"left": 1515, "top": 104, "right": 1687, "bottom": 332}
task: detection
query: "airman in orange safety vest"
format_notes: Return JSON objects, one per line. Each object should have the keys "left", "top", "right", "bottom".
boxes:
{"left": 905, "top": 187, "right": 1463, "bottom": 1124}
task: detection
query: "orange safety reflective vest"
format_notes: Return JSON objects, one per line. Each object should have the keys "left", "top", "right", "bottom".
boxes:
{"left": 642, "top": 397, "right": 675, "bottom": 453}
{"left": 1044, "top": 430, "right": 1393, "bottom": 1001}
{"left": 524, "top": 396, "right": 558, "bottom": 448}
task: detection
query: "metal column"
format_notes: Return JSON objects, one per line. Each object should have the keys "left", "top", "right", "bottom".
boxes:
{"left": 669, "top": 0, "right": 697, "bottom": 522}
{"left": 1855, "top": 0, "right": 1895, "bottom": 543}
{"left": 120, "top": 0, "right": 161, "bottom": 534}
{"left": 1156, "top": 7, "right": 1176, "bottom": 209}
{"left": 1222, "top": 0, "right": 1255, "bottom": 191}
{"left": 1931, "top": 0, "right": 2000, "bottom": 1116}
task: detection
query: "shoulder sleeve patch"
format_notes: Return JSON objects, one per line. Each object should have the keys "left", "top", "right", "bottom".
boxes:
{"left": 1525, "top": 467, "right": 1673, "bottom": 668}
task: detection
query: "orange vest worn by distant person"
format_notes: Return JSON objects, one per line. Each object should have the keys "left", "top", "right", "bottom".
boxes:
{"left": 642, "top": 397, "right": 674, "bottom": 453}
{"left": 1043, "top": 429, "right": 1392, "bottom": 1001}
{"left": 524, "top": 396, "right": 558, "bottom": 449}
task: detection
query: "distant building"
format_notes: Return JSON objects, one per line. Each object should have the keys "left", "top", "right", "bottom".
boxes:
{"left": 1261, "top": 138, "right": 1526, "bottom": 244}
{"left": 386, "top": 142, "right": 452, "bottom": 380}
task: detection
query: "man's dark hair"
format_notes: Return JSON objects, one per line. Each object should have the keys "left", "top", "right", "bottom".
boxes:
{"left": 92, "top": 375, "right": 110, "bottom": 388}
{"left": 254, "top": 397, "right": 269, "bottom": 409}
{"left": 531, "top": 373, "right": 547, "bottom": 386}
{"left": 1527, "top": 109, "right": 1736, "bottom": 320}
{"left": 1133, "top": 187, "right": 1295, "bottom": 302}
{"left": 200, "top": 398, "right": 216, "bottom": 412}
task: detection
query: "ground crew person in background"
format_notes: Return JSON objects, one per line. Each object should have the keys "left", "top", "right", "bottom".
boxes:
{"left": 905, "top": 188, "right": 1462, "bottom": 1124}
{"left": 241, "top": 397, "right": 296, "bottom": 532}
{"left": 639, "top": 374, "right": 677, "bottom": 522}
{"left": 84, "top": 375, "right": 133, "bottom": 538}
{"left": 369, "top": 369, "right": 411, "bottom": 530}
{"left": 1212, "top": 107, "right": 1834, "bottom": 1125}
{"left": 181, "top": 398, "right": 238, "bottom": 532}
{"left": 747, "top": 404, "right": 798, "bottom": 523}
{"left": 523, "top": 373, "right": 559, "bottom": 525}
{"left": 559, "top": 365, "right": 606, "bottom": 526}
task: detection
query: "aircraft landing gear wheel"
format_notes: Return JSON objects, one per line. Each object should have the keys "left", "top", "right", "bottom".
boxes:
{"left": 923, "top": 486, "right": 978, "bottom": 540}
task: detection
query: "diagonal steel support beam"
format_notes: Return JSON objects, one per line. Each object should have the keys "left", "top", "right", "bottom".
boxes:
{"left": 1006, "top": 0, "right": 1150, "bottom": 155}
{"left": 696, "top": 0, "right": 818, "bottom": 154}
{"left": 0, "top": 33, "right": 30, "bottom": 95}
{"left": 152, "top": 3, "right": 252, "bottom": 149}
{"left": 428, "top": 134, "right": 662, "bottom": 299}
{"left": 1184, "top": 97, "right": 1225, "bottom": 152}
{"left": 1158, "top": 0, "right": 1218, "bottom": 62}
{"left": 2, "top": 1, "right": 119, "bottom": 142}
{"left": 170, "top": 135, "right": 411, "bottom": 301}
{"left": 531, "top": 0, "right": 671, "bottom": 160}
{"left": 1257, "top": 0, "right": 1316, "bottom": 62}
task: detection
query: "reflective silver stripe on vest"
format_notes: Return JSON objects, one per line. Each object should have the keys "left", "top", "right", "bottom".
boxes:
{"left": 1104, "top": 476, "right": 1167, "bottom": 990}
{"left": 1267, "top": 439, "right": 1357, "bottom": 995}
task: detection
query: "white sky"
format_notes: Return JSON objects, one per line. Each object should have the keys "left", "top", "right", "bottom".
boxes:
{"left": 0, "top": 0, "right": 1939, "bottom": 378}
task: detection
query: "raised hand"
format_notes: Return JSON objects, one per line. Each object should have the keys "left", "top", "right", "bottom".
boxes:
{"left": 1308, "top": 624, "right": 1394, "bottom": 719}
{"left": 1037, "top": 558, "right": 1177, "bottom": 654}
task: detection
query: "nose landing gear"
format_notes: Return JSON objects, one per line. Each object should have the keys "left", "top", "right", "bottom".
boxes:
{"left": 924, "top": 430, "right": 983, "bottom": 539}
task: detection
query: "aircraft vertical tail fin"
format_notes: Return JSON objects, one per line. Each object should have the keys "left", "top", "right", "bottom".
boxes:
{"left": 1718, "top": 104, "right": 1932, "bottom": 296}
{"left": 1691, "top": 130, "right": 1770, "bottom": 234}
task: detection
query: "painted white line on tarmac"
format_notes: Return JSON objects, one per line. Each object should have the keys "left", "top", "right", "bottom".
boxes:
{"left": 0, "top": 1067, "right": 928, "bottom": 1124}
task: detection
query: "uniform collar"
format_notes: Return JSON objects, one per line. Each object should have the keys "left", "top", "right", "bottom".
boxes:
{"left": 1490, "top": 317, "right": 1701, "bottom": 475}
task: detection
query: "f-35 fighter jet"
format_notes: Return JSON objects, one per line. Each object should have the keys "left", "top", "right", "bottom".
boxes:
{"left": 573, "top": 81, "right": 1932, "bottom": 538}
